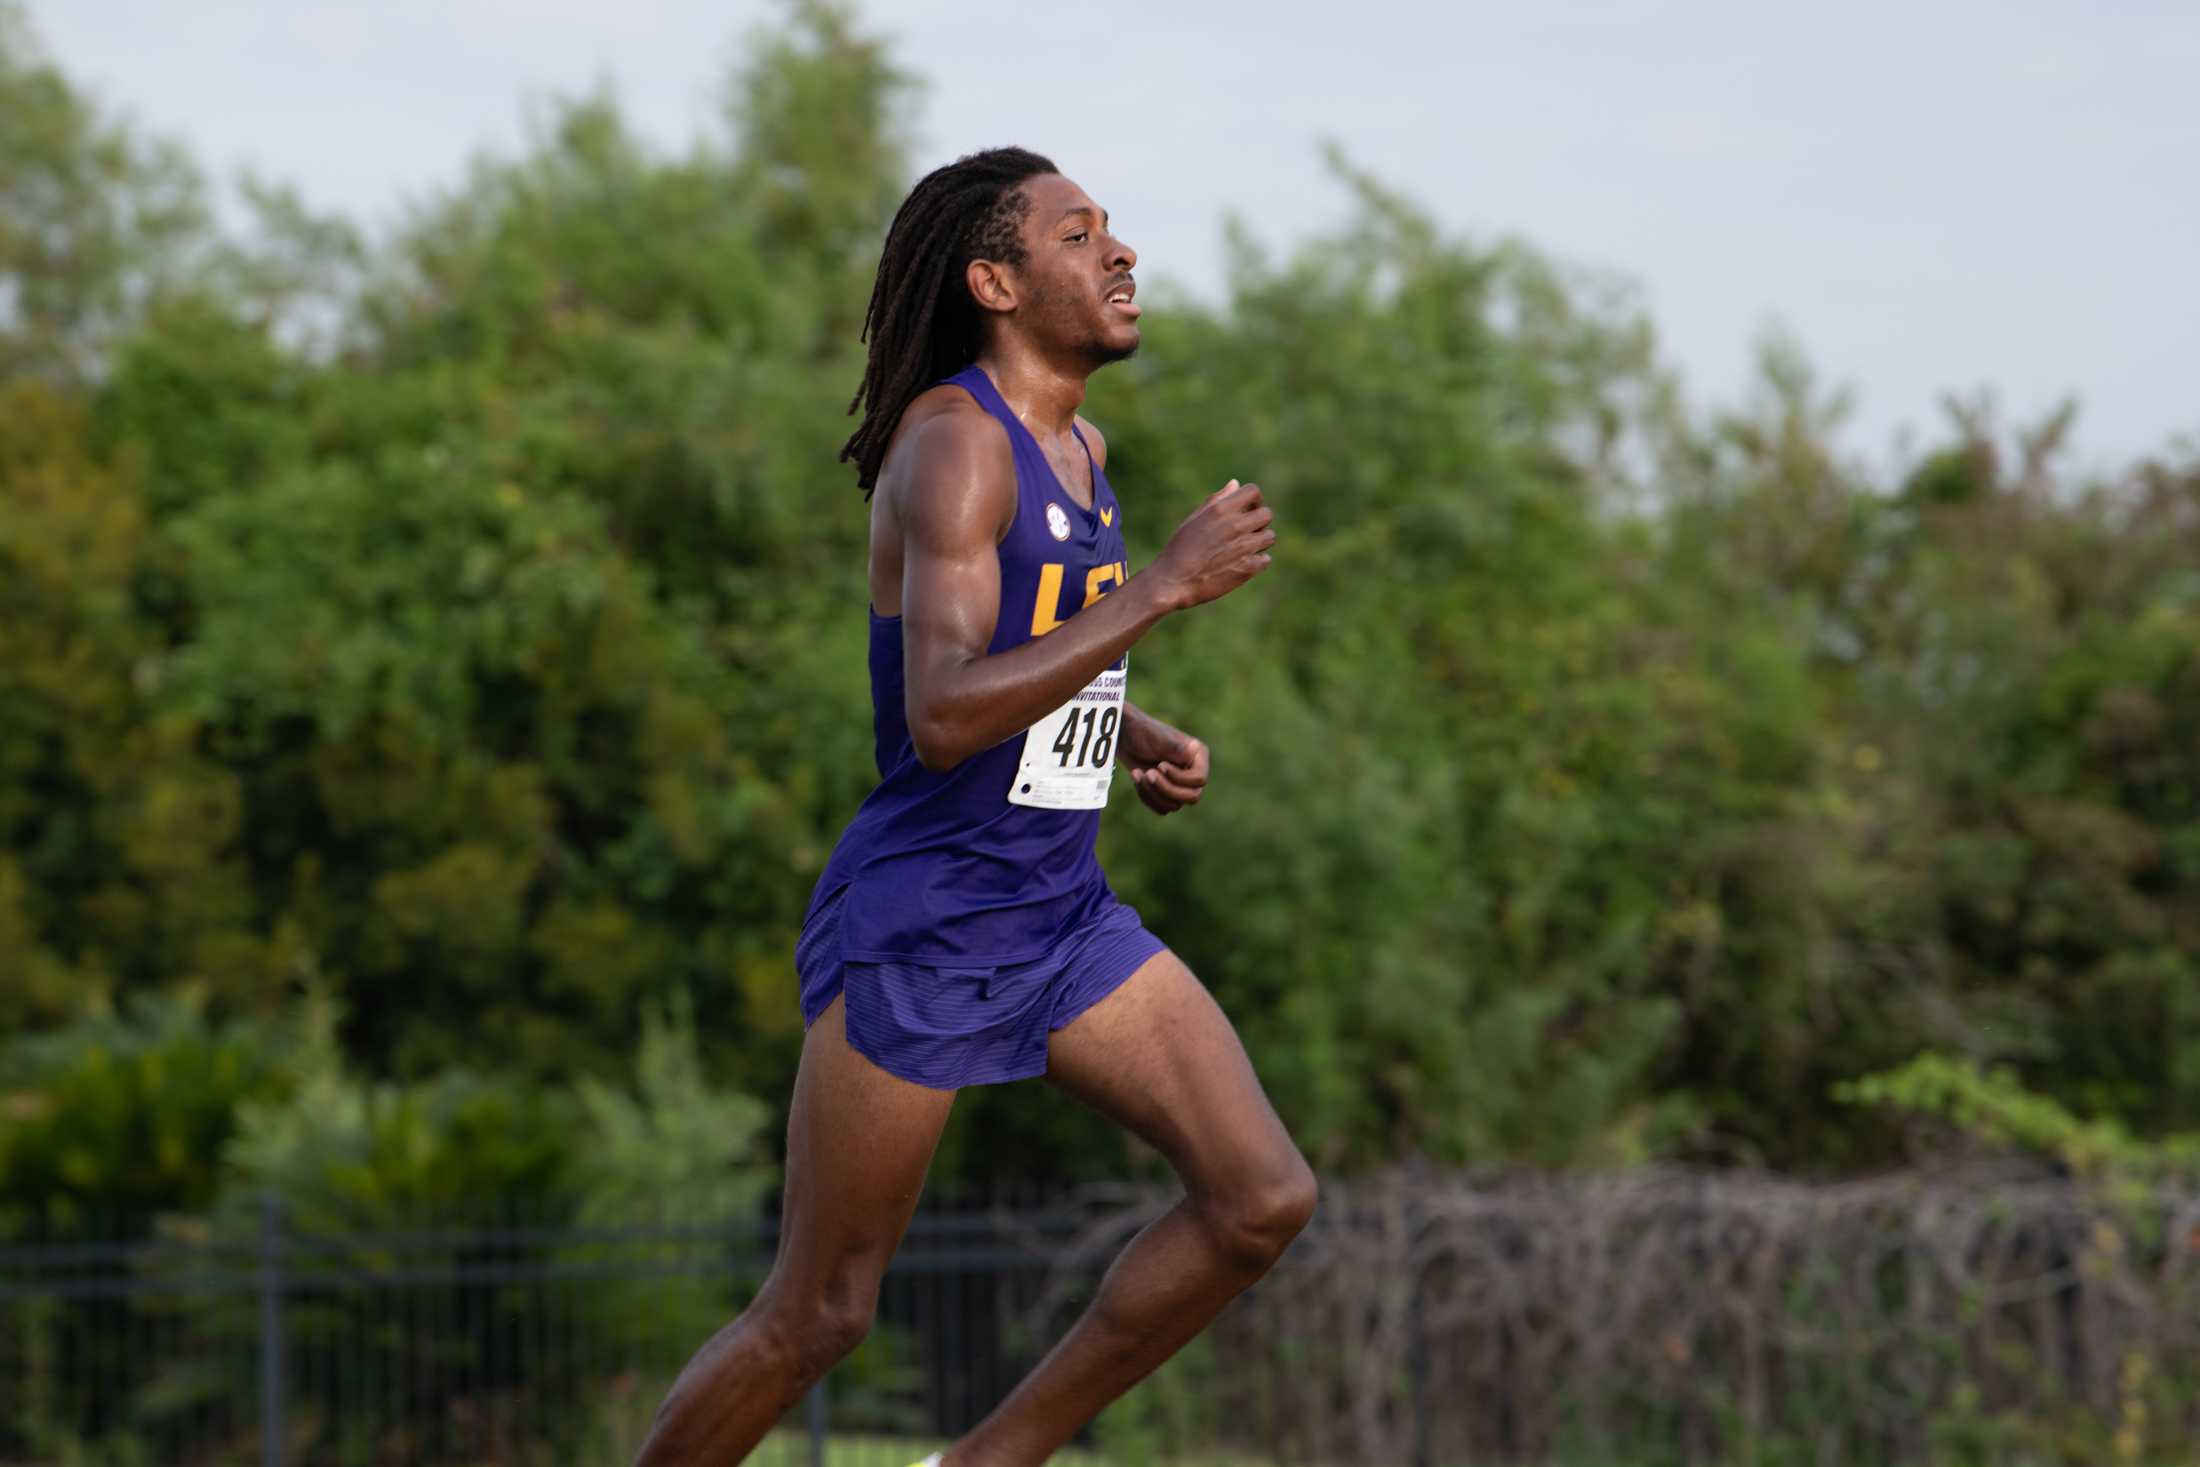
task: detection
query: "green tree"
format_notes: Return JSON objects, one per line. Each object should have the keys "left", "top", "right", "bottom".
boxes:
{"left": 0, "top": 1, "right": 209, "bottom": 381}
{"left": 2, "top": 0, "right": 2196, "bottom": 1189}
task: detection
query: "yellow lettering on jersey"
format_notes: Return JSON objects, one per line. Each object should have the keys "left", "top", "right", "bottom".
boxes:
{"left": 1030, "top": 563, "right": 1067, "bottom": 636}
{"left": 1082, "top": 561, "right": 1127, "bottom": 609}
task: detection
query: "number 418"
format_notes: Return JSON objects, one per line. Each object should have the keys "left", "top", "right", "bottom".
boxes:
{"left": 1052, "top": 706, "right": 1119, "bottom": 769}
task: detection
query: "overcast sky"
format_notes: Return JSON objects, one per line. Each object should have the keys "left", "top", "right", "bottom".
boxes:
{"left": 31, "top": 0, "right": 2200, "bottom": 472}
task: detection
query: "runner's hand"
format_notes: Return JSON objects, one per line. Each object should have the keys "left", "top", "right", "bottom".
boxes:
{"left": 1124, "top": 720, "right": 1209, "bottom": 816}
{"left": 1148, "top": 480, "right": 1275, "bottom": 611}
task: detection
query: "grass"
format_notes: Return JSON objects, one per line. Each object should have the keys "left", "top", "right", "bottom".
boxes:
{"left": 747, "top": 1431, "right": 1275, "bottom": 1466}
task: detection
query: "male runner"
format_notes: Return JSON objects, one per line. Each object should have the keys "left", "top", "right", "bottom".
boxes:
{"left": 634, "top": 146, "right": 1314, "bottom": 1467}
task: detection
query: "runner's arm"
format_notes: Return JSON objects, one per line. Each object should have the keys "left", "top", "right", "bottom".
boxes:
{"left": 900, "top": 415, "right": 1177, "bottom": 772}
{"left": 1082, "top": 419, "right": 1223, "bottom": 812}
{"left": 1120, "top": 703, "right": 1210, "bottom": 814}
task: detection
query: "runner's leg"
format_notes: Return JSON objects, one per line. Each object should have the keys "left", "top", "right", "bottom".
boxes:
{"left": 632, "top": 995, "right": 957, "bottom": 1465}
{"left": 942, "top": 950, "right": 1315, "bottom": 1467}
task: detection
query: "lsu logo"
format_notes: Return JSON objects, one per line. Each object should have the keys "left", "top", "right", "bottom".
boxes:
{"left": 1030, "top": 560, "right": 1129, "bottom": 636}
{"left": 1046, "top": 502, "right": 1072, "bottom": 541}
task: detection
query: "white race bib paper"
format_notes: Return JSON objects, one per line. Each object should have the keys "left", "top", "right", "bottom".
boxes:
{"left": 1008, "top": 663, "right": 1127, "bottom": 810}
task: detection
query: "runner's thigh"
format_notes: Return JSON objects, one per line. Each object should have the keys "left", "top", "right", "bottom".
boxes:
{"left": 776, "top": 996, "right": 958, "bottom": 1290}
{"left": 1042, "top": 949, "right": 1298, "bottom": 1194}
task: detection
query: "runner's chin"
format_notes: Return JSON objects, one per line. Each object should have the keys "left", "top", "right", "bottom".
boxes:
{"left": 1089, "top": 326, "right": 1140, "bottom": 367}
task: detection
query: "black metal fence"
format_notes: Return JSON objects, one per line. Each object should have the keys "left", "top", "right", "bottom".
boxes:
{"left": 0, "top": 1191, "right": 1095, "bottom": 1466}
{"left": 9, "top": 1172, "right": 2200, "bottom": 1467}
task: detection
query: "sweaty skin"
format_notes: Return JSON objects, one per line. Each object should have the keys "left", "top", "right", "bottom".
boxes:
{"left": 868, "top": 172, "right": 1268, "bottom": 782}
{"left": 632, "top": 169, "right": 1308, "bottom": 1467}
{"left": 868, "top": 389, "right": 1273, "bottom": 772}
{"left": 871, "top": 392, "right": 1231, "bottom": 798}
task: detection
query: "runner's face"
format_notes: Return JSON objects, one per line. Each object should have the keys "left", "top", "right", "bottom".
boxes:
{"left": 1008, "top": 173, "right": 1140, "bottom": 366}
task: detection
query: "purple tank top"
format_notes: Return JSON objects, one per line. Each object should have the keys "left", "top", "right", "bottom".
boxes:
{"left": 804, "top": 365, "right": 1135, "bottom": 965}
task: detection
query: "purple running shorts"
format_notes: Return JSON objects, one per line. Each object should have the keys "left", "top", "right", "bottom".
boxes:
{"left": 795, "top": 884, "right": 1166, "bottom": 1090}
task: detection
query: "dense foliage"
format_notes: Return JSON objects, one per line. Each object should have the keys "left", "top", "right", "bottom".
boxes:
{"left": 2, "top": 0, "right": 2196, "bottom": 1206}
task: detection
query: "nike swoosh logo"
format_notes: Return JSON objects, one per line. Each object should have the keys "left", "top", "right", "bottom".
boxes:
{"left": 1099, "top": 506, "right": 1114, "bottom": 526}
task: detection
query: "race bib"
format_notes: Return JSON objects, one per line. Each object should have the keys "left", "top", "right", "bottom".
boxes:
{"left": 1008, "top": 662, "right": 1127, "bottom": 810}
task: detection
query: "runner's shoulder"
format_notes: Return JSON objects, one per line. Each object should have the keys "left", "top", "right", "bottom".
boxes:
{"left": 1073, "top": 414, "right": 1108, "bottom": 470}
{"left": 885, "top": 385, "right": 1012, "bottom": 479}
{"left": 881, "top": 385, "right": 1016, "bottom": 536}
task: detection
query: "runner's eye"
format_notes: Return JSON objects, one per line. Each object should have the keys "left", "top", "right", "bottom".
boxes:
{"left": 1065, "top": 231, "right": 1088, "bottom": 244}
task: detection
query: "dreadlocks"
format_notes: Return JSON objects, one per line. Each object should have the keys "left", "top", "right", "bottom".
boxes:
{"left": 841, "top": 147, "right": 1059, "bottom": 496}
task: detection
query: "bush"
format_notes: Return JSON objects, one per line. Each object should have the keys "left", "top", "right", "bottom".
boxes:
{"left": 136, "top": 992, "right": 775, "bottom": 1458}
{"left": 0, "top": 993, "right": 294, "bottom": 1234}
{"left": 0, "top": 990, "right": 775, "bottom": 1462}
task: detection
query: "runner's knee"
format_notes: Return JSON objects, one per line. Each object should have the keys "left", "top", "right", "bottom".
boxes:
{"left": 806, "top": 1294, "right": 876, "bottom": 1371}
{"left": 1202, "top": 1150, "right": 1317, "bottom": 1270}
{"left": 760, "top": 1266, "right": 881, "bottom": 1377}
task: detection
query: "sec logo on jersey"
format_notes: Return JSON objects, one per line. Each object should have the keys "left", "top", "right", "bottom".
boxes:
{"left": 1046, "top": 502, "right": 1072, "bottom": 541}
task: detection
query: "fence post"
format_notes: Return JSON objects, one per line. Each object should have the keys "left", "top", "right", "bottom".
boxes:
{"left": 258, "top": 1191, "right": 288, "bottom": 1467}
{"left": 805, "top": 1375, "right": 829, "bottom": 1467}
{"left": 1406, "top": 1195, "right": 1431, "bottom": 1467}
